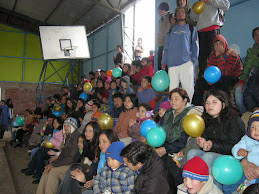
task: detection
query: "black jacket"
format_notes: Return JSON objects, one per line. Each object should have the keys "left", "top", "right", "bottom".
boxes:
{"left": 243, "top": 74, "right": 259, "bottom": 112}
{"left": 134, "top": 151, "right": 176, "bottom": 194}
{"left": 202, "top": 114, "right": 245, "bottom": 155}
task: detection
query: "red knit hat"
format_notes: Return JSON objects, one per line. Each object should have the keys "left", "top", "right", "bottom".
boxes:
{"left": 183, "top": 156, "right": 209, "bottom": 181}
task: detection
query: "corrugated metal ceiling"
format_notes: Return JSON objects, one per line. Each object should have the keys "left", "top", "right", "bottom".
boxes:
{"left": 0, "top": 0, "right": 136, "bottom": 33}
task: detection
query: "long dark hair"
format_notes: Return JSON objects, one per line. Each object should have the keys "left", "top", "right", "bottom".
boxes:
{"left": 6, "top": 98, "right": 13, "bottom": 109}
{"left": 65, "top": 98, "right": 76, "bottom": 114}
{"left": 202, "top": 89, "right": 240, "bottom": 124}
{"left": 82, "top": 122, "right": 101, "bottom": 161}
{"left": 124, "top": 94, "right": 138, "bottom": 111}
{"left": 54, "top": 117, "right": 64, "bottom": 131}
{"left": 98, "top": 129, "right": 119, "bottom": 145}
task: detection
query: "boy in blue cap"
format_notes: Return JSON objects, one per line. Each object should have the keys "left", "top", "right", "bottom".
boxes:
{"left": 93, "top": 141, "right": 136, "bottom": 194}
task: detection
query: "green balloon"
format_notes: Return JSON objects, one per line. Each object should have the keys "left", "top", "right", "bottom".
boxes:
{"left": 212, "top": 155, "right": 243, "bottom": 185}
{"left": 16, "top": 117, "right": 25, "bottom": 125}
{"left": 151, "top": 70, "right": 170, "bottom": 92}
{"left": 112, "top": 67, "right": 122, "bottom": 78}
{"left": 146, "top": 126, "right": 166, "bottom": 147}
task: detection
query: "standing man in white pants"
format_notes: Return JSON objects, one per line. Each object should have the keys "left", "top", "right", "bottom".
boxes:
{"left": 162, "top": 6, "right": 199, "bottom": 101}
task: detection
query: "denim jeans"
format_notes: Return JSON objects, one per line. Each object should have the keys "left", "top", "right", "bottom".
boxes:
{"left": 235, "top": 81, "right": 247, "bottom": 113}
{"left": 222, "top": 174, "right": 259, "bottom": 194}
{"left": 187, "top": 149, "right": 222, "bottom": 189}
{"left": 31, "top": 147, "right": 39, "bottom": 159}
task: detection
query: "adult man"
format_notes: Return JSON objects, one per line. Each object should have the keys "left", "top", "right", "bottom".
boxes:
{"left": 162, "top": 6, "right": 199, "bottom": 101}
{"left": 121, "top": 141, "right": 176, "bottom": 194}
{"left": 190, "top": 0, "right": 230, "bottom": 78}
{"left": 107, "top": 92, "right": 124, "bottom": 126}
{"left": 157, "top": 2, "right": 171, "bottom": 70}
{"left": 235, "top": 27, "right": 259, "bottom": 113}
{"left": 134, "top": 38, "right": 144, "bottom": 60}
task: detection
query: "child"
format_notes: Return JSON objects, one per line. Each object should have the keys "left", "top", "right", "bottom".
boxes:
{"left": 78, "top": 100, "right": 94, "bottom": 133}
{"left": 118, "top": 75, "right": 134, "bottom": 96}
{"left": 93, "top": 141, "right": 136, "bottom": 194}
{"left": 102, "top": 79, "right": 111, "bottom": 105}
{"left": 128, "top": 103, "right": 153, "bottom": 142}
{"left": 122, "top": 63, "right": 131, "bottom": 77}
{"left": 108, "top": 79, "right": 118, "bottom": 107}
{"left": 137, "top": 76, "right": 156, "bottom": 110}
{"left": 177, "top": 156, "right": 223, "bottom": 194}
{"left": 231, "top": 111, "right": 259, "bottom": 193}
{"left": 89, "top": 71, "right": 95, "bottom": 87}
{"left": 91, "top": 102, "right": 103, "bottom": 122}
{"left": 155, "top": 101, "right": 171, "bottom": 124}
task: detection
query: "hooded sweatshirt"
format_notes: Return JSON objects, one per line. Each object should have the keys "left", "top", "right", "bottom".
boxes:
{"left": 118, "top": 76, "right": 134, "bottom": 95}
{"left": 190, "top": 0, "right": 230, "bottom": 31}
{"left": 207, "top": 34, "right": 243, "bottom": 77}
{"left": 161, "top": 23, "right": 199, "bottom": 67}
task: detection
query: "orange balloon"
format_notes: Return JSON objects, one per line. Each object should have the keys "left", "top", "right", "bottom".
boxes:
{"left": 55, "top": 106, "right": 61, "bottom": 111}
{"left": 107, "top": 70, "right": 113, "bottom": 77}
{"left": 193, "top": 1, "right": 205, "bottom": 14}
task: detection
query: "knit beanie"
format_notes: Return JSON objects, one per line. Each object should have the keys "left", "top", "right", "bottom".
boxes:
{"left": 105, "top": 79, "right": 111, "bottom": 84}
{"left": 63, "top": 117, "right": 78, "bottom": 134}
{"left": 85, "top": 100, "right": 94, "bottom": 111}
{"left": 159, "top": 101, "right": 171, "bottom": 111}
{"left": 247, "top": 110, "right": 259, "bottom": 141}
{"left": 183, "top": 156, "right": 209, "bottom": 181}
{"left": 105, "top": 141, "right": 125, "bottom": 164}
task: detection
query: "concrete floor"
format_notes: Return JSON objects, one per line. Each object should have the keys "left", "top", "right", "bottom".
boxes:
{"left": 1, "top": 131, "right": 38, "bottom": 194}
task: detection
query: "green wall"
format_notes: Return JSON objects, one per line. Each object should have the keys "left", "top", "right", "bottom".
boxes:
{"left": 0, "top": 23, "right": 71, "bottom": 83}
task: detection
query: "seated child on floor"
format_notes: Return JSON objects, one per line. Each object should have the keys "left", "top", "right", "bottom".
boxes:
{"left": 155, "top": 101, "right": 171, "bottom": 124}
{"left": 93, "top": 141, "right": 136, "bottom": 194}
{"left": 177, "top": 156, "right": 223, "bottom": 194}
{"left": 128, "top": 103, "right": 153, "bottom": 142}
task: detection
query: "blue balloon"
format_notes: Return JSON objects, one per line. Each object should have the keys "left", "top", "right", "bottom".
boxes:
{"left": 79, "top": 92, "right": 88, "bottom": 101}
{"left": 146, "top": 126, "right": 166, "bottom": 147}
{"left": 204, "top": 66, "right": 221, "bottom": 84}
{"left": 13, "top": 121, "right": 19, "bottom": 127}
{"left": 53, "top": 111, "right": 61, "bottom": 117}
{"left": 140, "top": 120, "right": 158, "bottom": 137}
{"left": 212, "top": 155, "right": 243, "bottom": 185}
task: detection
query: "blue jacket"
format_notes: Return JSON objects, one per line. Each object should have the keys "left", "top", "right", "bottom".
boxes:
{"left": 137, "top": 87, "right": 156, "bottom": 104}
{"left": 108, "top": 88, "right": 117, "bottom": 107}
{"left": 161, "top": 23, "right": 199, "bottom": 67}
{"left": 232, "top": 135, "right": 259, "bottom": 167}
{"left": 0, "top": 105, "right": 10, "bottom": 127}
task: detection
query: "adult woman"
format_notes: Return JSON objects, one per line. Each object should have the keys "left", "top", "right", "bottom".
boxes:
{"left": 113, "top": 45, "right": 125, "bottom": 66}
{"left": 65, "top": 98, "right": 76, "bottom": 116}
{"left": 57, "top": 122, "right": 101, "bottom": 193}
{"left": 21, "top": 117, "right": 64, "bottom": 184}
{"left": 187, "top": 89, "right": 245, "bottom": 187}
{"left": 69, "top": 98, "right": 85, "bottom": 121}
{"left": 113, "top": 94, "right": 138, "bottom": 140}
{"left": 156, "top": 87, "right": 195, "bottom": 157}
{"left": 60, "top": 129, "right": 120, "bottom": 194}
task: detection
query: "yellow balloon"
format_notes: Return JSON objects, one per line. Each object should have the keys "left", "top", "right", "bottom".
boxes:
{"left": 84, "top": 82, "right": 92, "bottom": 92}
{"left": 44, "top": 141, "right": 55, "bottom": 149}
{"left": 97, "top": 113, "right": 114, "bottom": 130}
{"left": 183, "top": 114, "right": 205, "bottom": 137}
{"left": 193, "top": 1, "right": 205, "bottom": 14}
{"left": 55, "top": 106, "right": 61, "bottom": 111}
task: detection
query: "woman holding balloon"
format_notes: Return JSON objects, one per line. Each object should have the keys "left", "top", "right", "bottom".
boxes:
{"left": 156, "top": 87, "right": 195, "bottom": 157}
{"left": 187, "top": 89, "right": 245, "bottom": 188}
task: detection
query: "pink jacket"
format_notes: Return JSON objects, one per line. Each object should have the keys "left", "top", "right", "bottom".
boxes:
{"left": 49, "top": 129, "right": 63, "bottom": 150}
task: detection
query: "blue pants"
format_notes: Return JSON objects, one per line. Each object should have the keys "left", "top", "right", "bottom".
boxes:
{"left": 222, "top": 174, "right": 259, "bottom": 194}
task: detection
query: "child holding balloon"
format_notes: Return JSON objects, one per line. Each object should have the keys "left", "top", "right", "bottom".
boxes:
{"left": 223, "top": 111, "right": 259, "bottom": 193}
{"left": 128, "top": 103, "right": 153, "bottom": 142}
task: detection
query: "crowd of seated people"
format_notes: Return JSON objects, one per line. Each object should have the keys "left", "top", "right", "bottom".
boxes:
{"left": 1, "top": 0, "right": 258, "bottom": 193}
